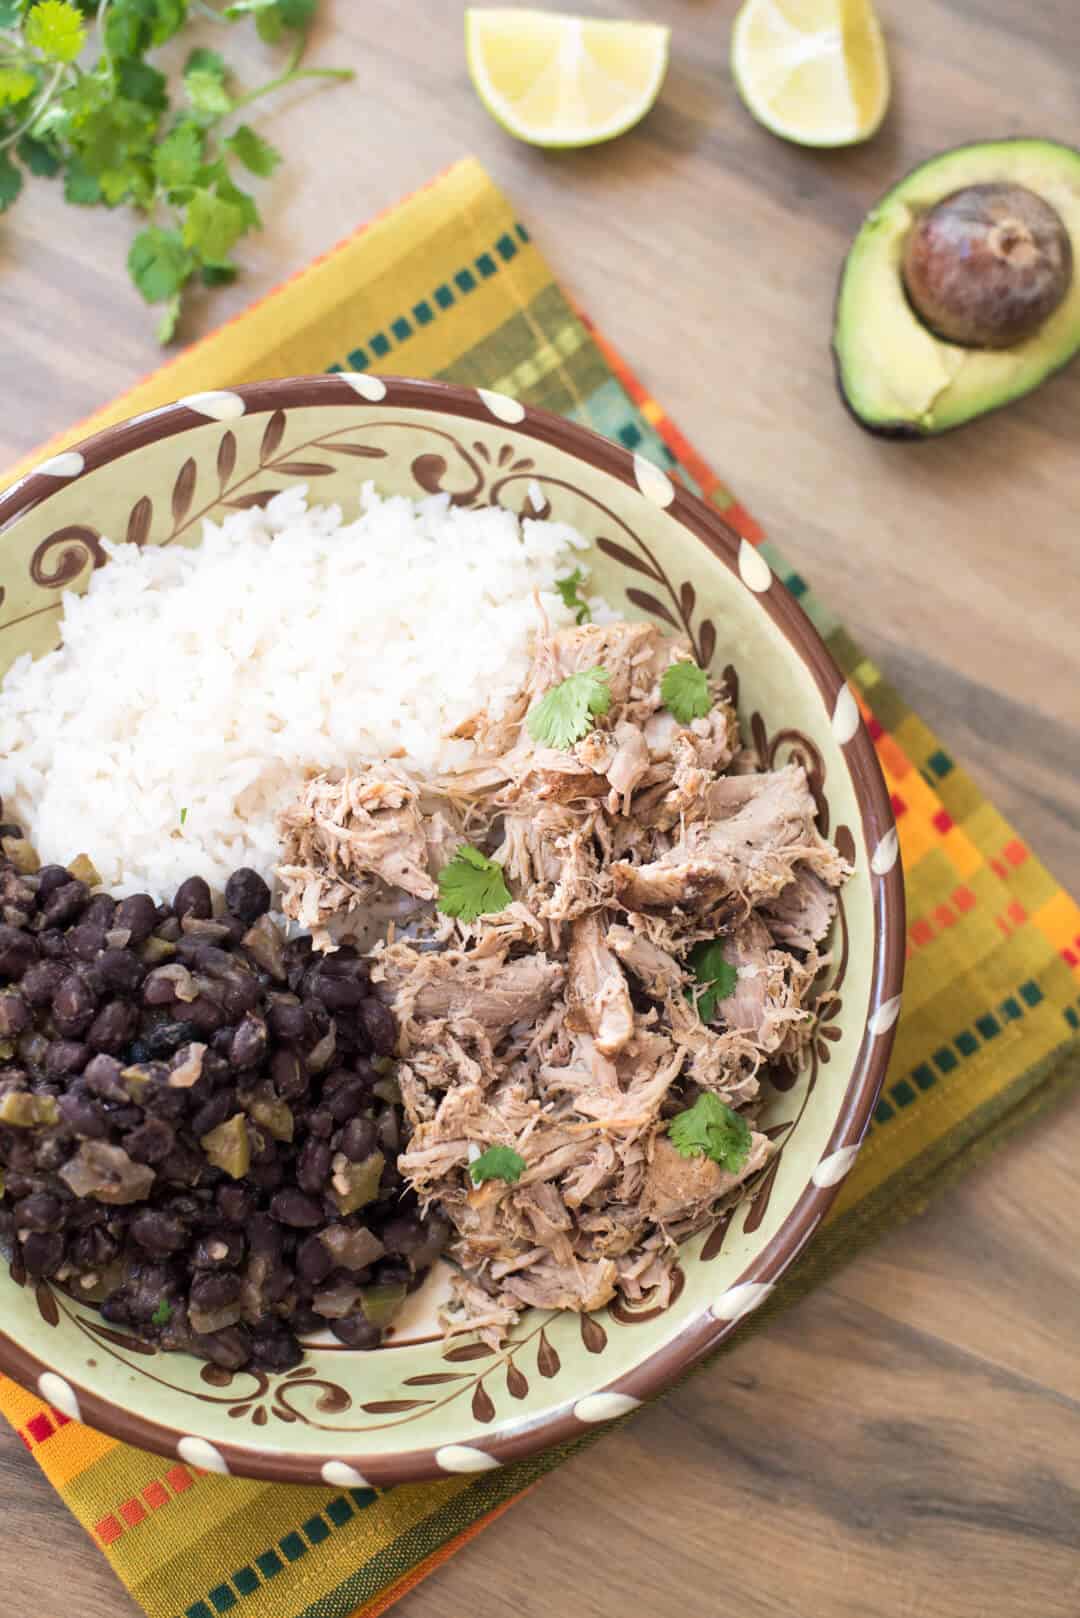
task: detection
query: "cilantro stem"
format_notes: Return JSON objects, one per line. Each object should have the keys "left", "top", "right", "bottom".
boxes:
{"left": 0, "top": 60, "right": 66, "bottom": 154}
{"left": 230, "top": 66, "right": 354, "bottom": 110}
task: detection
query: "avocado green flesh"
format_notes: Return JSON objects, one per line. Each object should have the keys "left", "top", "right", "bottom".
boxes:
{"left": 834, "top": 139, "right": 1080, "bottom": 435}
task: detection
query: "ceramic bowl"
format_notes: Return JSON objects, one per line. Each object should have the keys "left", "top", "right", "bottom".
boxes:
{"left": 0, "top": 375, "right": 904, "bottom": 1484}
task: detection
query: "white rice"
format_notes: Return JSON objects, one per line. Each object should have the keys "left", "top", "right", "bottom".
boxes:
{"left": 0, "top": 483, "right": 594, "bottom": 898}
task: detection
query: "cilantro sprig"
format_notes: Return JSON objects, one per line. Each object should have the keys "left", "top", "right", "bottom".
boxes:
{"left": 150, "top": 1297, "right": 172, "bottom": 1326}
{"left": 437, "top": 844, "right": 513, "bottom": 925}
{"left": 668, "top": 1093, "right": 752, "bottom": 1174}
{"left": 661, "top": 659, "right": 712, "bottom": 725}
{"left": 685, "top": 939, "right": 739, "bottom": 1023}
{"left": 555, "top": 567, "right": 591, "bottom": 626}
{"left": 469, "top": 1145, "right": 526, "bottom": 1186}
{"left": 527, "top": 666, "right": 611, "bottom": 750}
{"left": 0, "top": 0, "right": 352, "bottom": 339}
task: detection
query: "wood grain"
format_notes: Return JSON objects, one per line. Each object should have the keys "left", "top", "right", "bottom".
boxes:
{"left": 2, "top": 1, "right": 1079, "bottom": 1614}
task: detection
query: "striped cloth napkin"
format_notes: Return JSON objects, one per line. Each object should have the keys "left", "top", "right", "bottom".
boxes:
{"left": 3, "top": 157, "right": 1079, "bottom": 1618}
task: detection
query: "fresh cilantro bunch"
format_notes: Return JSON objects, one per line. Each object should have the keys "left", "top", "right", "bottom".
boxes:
{"left": 0, "top": 0, "right": 351, "bottom": 339}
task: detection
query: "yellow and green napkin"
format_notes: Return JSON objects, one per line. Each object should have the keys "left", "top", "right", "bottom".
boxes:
{"left": 2, "top": 157, "right": 1078, "bottom": 1618}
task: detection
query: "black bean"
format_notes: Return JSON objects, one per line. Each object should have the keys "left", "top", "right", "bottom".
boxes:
{"left": 329, "top": 1315, "right": 382, "bottom": 1350}
{"left": 44, "top": 1039, "right": 89, "bottom": 1078}
{"left": 190, "top": 1091, "right": 233, "bottom": 1138}
{"left": 83, "top": 893, "right": 117, "bottom": 928}
{"left": 190, "top": 1326, "right": 251, "bottom": 1371}
{"left": 327, "top": 1080, "right": 368, "bottom": 1124}
{"left": 194, "top": 1230, "right": 244, "bottom": 1268}
{"left": 249, "top": 1327, "right": 303, "bottom": 1373}
{"left": 22, "top": 1230, "right": 65, "bottom": 1277}
{"left": 40, "top": 880, "right": 89, "bottom": 929}
{"left": 34, "top": 864, "right": 72, "bottom": 903}
{"left": 307, "top": 1108, "right": 334, "bottom": 1139}
{"left": 20, "top": 960, "right": 67, "bottom": 1006}
{"left": 224, "top": 868, "right": 272, "bottom": 927}
{"left": 143, "top": 1021, "right": 191, "bottom": 1060}
{"left": 82, "top": 1053, "right": 127, "bottom": 1099}
{"left": 357, "top": 998, "right": 396, "bottom": 1057}
{"left": 216, "top": 1184, "right": 256, "bottom": 1226}
{"left": 375, "top": 1259, "right": 411, "bottom": 1289}
{"left": 125, "top": 1039, "right": 152, "bottom": 1065}
{"left": 381, "top": 1214, "right": 427, "bottom": 1257}
{"left": 376, "top": 1106, "right": 401, "bottom": 1155}
{"left": 269, "top": 1045, "right": 307, "bottom": 1100}
{"left": 246, "top": 1158, "right": 284, "bottom": 1192}
{"left": 267, "top": 1000, "right": 306, "bottom": 1042}
{"left": 173, "top": 996, "right": 226, "bottom": 1034}
{"left": 0, "top": 992, "right": 28, "bottom": 1036}
{"left": 66, "top": 922, "right": 106, "bottom": 962}
{"left": 69, "top": 1225, "right": 119, "bottom": 1271}
{"left": 13, "top": 1192, "right": 63, "bottom": 1232}
{"left": 174, "top": 877, "right": 212, "bottom": 920}
{"left": 0, "top": 924, "right": 37, "bottom": 978}
{"left": 87, "top": 999, "right": 138, "bottom": 1054}
{"left": 247, "top": 1213, "right": 282, "bottom": 1259}
{"left": 190, "top": 1270, "right": 241, "bottom": 1311}
{"left": 296, "top": 1233, "right": 333, "bottom": 1285}
{"left": 296, "top": 1138, "right": 331, "bottom": 1195}
{"left": 219, "top": 974, "right": 259, "bottom": 1020}
{"left": 318, "top": 975, "right": 366, "bottom": 1013}
{"left": 58, "top": 1088, "right": 108, "bottom": 1138}
{"left": 97, "top": 949, "right": 145, "bottom": 995}
{"left": 36, "top": 929, "right": 68, "bottom": 960}
{"left": 124, "top": 1117, "right": 176, "bottom": 1164}
{"left": 338, "top": 1116, "right": 378, "bottom": 1163}
{"left": 270, "top": 1189, "right": 323, "bottom": 1228}
{"left": 52, "top": 972, "right": 98, "bottom": 1035}
{"left": 131, "top": 1209, "right": 187, "bottom": 1255}
{"left": 229, "top": 1013, "right": 266, "bottom": 1070}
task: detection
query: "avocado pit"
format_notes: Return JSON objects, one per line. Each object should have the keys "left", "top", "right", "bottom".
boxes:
{"left": 901, "top": 182, "right": 1072, "bottom": 349}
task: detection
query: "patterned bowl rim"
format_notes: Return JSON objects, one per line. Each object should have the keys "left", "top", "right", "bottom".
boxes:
{"left": 0, "top": 374, "right": 905, "bottom": 1484}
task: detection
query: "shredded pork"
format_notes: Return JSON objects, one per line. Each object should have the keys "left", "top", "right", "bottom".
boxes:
{"left": 278, "top": 620, "right": 851, "bottom": 1341}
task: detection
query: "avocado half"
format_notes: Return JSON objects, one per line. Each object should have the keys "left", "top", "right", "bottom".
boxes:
{"left": 833, "top": 138, "right": 1080, "bottom": 437}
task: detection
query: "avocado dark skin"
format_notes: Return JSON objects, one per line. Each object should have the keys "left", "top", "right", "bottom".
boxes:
{"left": 832, "top": 137, "right": 1080, "bottom": 438}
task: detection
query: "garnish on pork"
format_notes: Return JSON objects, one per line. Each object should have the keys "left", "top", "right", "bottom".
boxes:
{"left": 277, "top": 618, "right": 851, "bottom": 1342}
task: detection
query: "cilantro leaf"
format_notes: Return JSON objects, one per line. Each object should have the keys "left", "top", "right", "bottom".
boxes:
{"left": 185, "top": 45, "right": 227, "bottom": 80}
{"left": 469, "top": 1145, "right": 526, "bottom": 1186}
{"left": 437, "top": 844, "right": 513, "bottom": 924}
{"left": 18, "top": 132, "right": 61, "bottom": 174}
{"left": 226, "top": 122, "right": 280, "bottom": 177}
{"left": 115, "top": 58, "right": 168, "bottom": 111}
{"left": 182, "top": 185, "right": 244, "bottom": 262}
{"left": 668, "top": 1093, "right": 752, "bottom": 1174}
{"left": 0, "top": 151, "right": 23, "bottom": 211}
{"left": 686, "top": 939, "right": 739, "bottom": 1023}
{"left": 25, "top": 0, "right": 85, "bottom": 61}
{"left": 153, "top": 121, "right": 202, "bottom": 188}
{"left": 661, "top": 659, "right": 712, "bottom": 725}
{"left": 178, "top": 805, "right": 188, "bottom": 825}
{"left": 128, "top": 224, "right": 190, "bottom": 302}
{"left": 63, "top": 157, "right": 102, "bottom": 203}
{"left": 0, "top": 67, "right": 38, "bottom": 108}
{"left": 0, "top": 0, "right": 23, "bottom": 26}
{"left": 527, "top": 666, "right": 611, "bottom": 749}
{"left": 150, "top": 1297, "right": 172, "bottom": 1326}
{"left": 555, "top": 567, "right": 591, "bottom": 626}
{"left": 184, "top": 53, "right": 231, "bottom": 118}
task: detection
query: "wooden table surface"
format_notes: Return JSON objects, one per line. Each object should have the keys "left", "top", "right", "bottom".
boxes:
{"left": 2, "top": 1, "right": 1079, "bottom": 1613}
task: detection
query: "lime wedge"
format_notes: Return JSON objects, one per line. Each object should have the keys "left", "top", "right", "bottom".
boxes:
{"left": 731, "top": 0, "right": 889, "bottom": 148}
{"left": 466, "top": 8, "right": 670, "bottom": 149}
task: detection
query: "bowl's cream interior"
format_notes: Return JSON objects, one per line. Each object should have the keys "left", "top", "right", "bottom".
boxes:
{"left": 0, "top": 387, "right": 885, "bottom": 1481}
